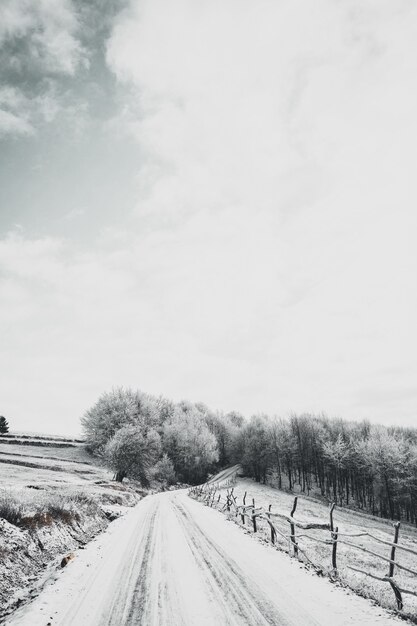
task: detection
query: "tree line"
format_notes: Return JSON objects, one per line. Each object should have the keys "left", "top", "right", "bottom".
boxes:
{"left": 82, "top": 388, "right": 417, "bottom": 524}
{"left": 237, "top": 414, "right": 417, "bottom": 524}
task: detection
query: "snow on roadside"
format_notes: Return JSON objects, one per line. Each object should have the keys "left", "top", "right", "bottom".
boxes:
{"left": 8, "top": 490, "right": 406, "bottom": 626}
{"left": 0, "top": 484, "right": 143, "bottom": 622}
{"left": 211, "top": 478, "right": 417, "bottom": 621}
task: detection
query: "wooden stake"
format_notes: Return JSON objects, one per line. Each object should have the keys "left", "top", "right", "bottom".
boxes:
{"left": 252, "top": 498, "right": 257, "bottom": 533}
{"left": 388, "top": 579, "right": 403, "bottom": 611}
{"left": 329, "top": 502, "right": 335, "bottom": 532}
{"left": 389, "top": 522, "right": 402, "bottom": 609}
{"left": 268, "top": 504, "right": 275, "bottom": 544}
{"left": 332, "top": 526, "right": 338, "bottom": 571}
{"left": 290, "top": 496, "right": 298, "bottom": 557}
{"left": 389, "top": 522, "right": 400, "bottom": 578}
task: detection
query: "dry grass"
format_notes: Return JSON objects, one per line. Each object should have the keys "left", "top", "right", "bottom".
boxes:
{"left": 0, "top": 489, "right": 98, "bottom": 529}
{"left": 0, "top": 493, "right": 24, "bottom": 526}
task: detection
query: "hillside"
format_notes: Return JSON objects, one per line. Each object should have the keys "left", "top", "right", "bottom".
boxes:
{"left": 0, "top": 433, "right": 143, "bottom": 622}
{"left": 192, "top": 476, "right": 417, "bottom": 622}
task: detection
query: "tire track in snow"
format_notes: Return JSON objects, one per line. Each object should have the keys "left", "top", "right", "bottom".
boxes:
{"left": 105, "top": 497, "right": 185, "bottom": 626}
{"left": 8, "top": 491, "right": 401, "bottom": 626}
{"left": 101, "top": 500, "right": 158, "bottom": 625}
{"left": 172, "top": 498, "right": 306, "bottom": 626}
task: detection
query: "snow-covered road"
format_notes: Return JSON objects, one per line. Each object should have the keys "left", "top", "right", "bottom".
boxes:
{"left": 8, "top": 490, "right": 402, "bottom": 625}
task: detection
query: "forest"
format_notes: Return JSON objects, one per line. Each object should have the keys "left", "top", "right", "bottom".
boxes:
{"left": 82, "top": 388, "right": 417, "bottom": 525}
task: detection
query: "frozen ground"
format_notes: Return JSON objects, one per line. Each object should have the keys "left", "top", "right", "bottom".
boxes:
{"left": 223, "top": 479, "right": 417, "bottom": 619}
{"left": 0, "top": 434, "right": 142, "bottom": 620}
{"left": 7, "top": 489, "right": 404, "bottom": 626}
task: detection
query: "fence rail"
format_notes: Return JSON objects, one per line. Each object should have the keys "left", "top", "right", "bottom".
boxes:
{"left": 188, "top": 480, "right": 417, "bottom": 613}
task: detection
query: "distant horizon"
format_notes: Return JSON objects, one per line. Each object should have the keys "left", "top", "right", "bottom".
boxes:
{"left": 4, "top": 388, "right": 416, "bottom": 439}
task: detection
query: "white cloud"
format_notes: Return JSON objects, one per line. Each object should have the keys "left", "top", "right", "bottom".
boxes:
{"left": 0, "top": 107, "right": 33, "bottom": 136}
{"left": 1, "top": 0, "right": 417, "bottom": 433}
{"left": 105, "top": 0, "right": 417, "bottom": 422}
{"left": 0, "top": 1, "right": 87, "bottom": 136}
{"left": 106, "top": 0, "right": 417, "bottom": 223}
{"left": 0, "top": 87, "right": 33, "bottom": 135}
{"left": 0, "top": 0, "right": 84, "bottom": 75}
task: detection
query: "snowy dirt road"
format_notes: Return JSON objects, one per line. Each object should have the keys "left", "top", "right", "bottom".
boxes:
{"left": 8, "top": 490, "right": 403, "bottom": 626}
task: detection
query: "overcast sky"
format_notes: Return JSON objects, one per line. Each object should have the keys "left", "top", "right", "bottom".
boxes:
{"left": 1, "top": 0, "right": 416, "bottom": 436}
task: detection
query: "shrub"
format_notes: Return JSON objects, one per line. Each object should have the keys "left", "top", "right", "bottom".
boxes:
{"left": 0, "top": 492, "right": 24, "bottom": 526}
{"left": 152, "top": 454, "right": 177, "bottom": 486}
{"left": 105, "top": 425, "right": 161, "bottom": 484}
{"left": 0, "top": 489, "right": 98, "bottom": 529}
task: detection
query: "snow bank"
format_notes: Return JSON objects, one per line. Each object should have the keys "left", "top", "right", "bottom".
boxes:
{"left": 0, "top": 487, "right": 142, "bottom": 622}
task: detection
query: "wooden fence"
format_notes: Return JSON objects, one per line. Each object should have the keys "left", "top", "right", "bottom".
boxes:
{"left": 188, "top": 482, "right": 417, "bottom": 612}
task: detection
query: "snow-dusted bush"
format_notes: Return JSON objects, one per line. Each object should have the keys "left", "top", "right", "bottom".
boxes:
{"left": 0, "top": 492, "right": 24, "bottom": 526}
{"left": 0, "top": 489, "right": 101, "bottom": 528}
{"left": 152, "top": 454, "right": 177, "bottom": 486}
{"left": 105, "top": 424, "right": 161, "bottom": 484}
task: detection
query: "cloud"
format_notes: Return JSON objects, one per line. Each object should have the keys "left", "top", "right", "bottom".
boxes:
{"left": 0, "top": 0, "right": 85, "bottom": 75}
{"left": 104, "top": 0, "right": 417, "bottom": 423}
{"left": 105, "top": 2, "right": 417, "bottom": 256}
{"left": 0, "top": 87, "right": 32, "bottom": 135}
{"left": 1, "top": 185, "right": 416, "bottom": 434}
{"left": 0, "top": 107, "right": 33, "bottom": 136}
{"left": 0, "top": 84, "right": 89, "bottom": 138}
{"left": 1, "top": 0, "right": 417, "bottom": 432}
{"left": 0, "top": 0, "right": 91, "bottom": 137}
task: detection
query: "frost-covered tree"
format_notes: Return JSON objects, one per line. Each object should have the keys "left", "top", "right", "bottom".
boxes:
{"left": 367, "top": 428, "right": 406, "bottom": 520}
{"left": 0, "top": 416, "right": 9, "bottom": 434}
{"left": 152, "top": 453, "right": 177, "bottom": 487}
{"left": 322, "top": 433, "right": 349, "bottom": 505}
{"left": 163, "top": 405, "right": 218, "bottom": 484}
{"left": 239, "top": 415, "right": 272, "bottom": 483}
{"left": 81, "top": 388, "right": 137, "bottom": 454}
{"left": 82, "top": 388, "right": 163, "bottom": 454}
{"left": 105, "top": 425, "right": 161, "bottom": 484}
{"left": 81, "top": 386, "right": 417, "bottom": 524}
{"left": 200, "top": 407, "right": 243, "bottom": 467}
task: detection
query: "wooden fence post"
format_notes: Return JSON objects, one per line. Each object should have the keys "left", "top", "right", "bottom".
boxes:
{"left": 252, "top": 498, "right": 257, "bottom": 533}
{"left": 240, "top": 491, "right": 247, "bottom": 524}
{"left": 229, "top": 488, "right": 236, "bottom": 513}
{"left": 387, "top": 522, "right": 403, "bottom": 610}
{"left": 332, "top": 526, "right": 338, "bottom": 572}
{"left": 289, "top": 496, "right": 298, "bottom": 557}
{"left": 329, "top": 502, "right": 335, "bottom": 532}
{"left": 226, "top": 490, "right": 230, "bottom": 512}
{"left": 268, "top": 504, "right": 275, "bottom": 544}
{"left": 389, "top": 522, "right": 400, "bottom": 577}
